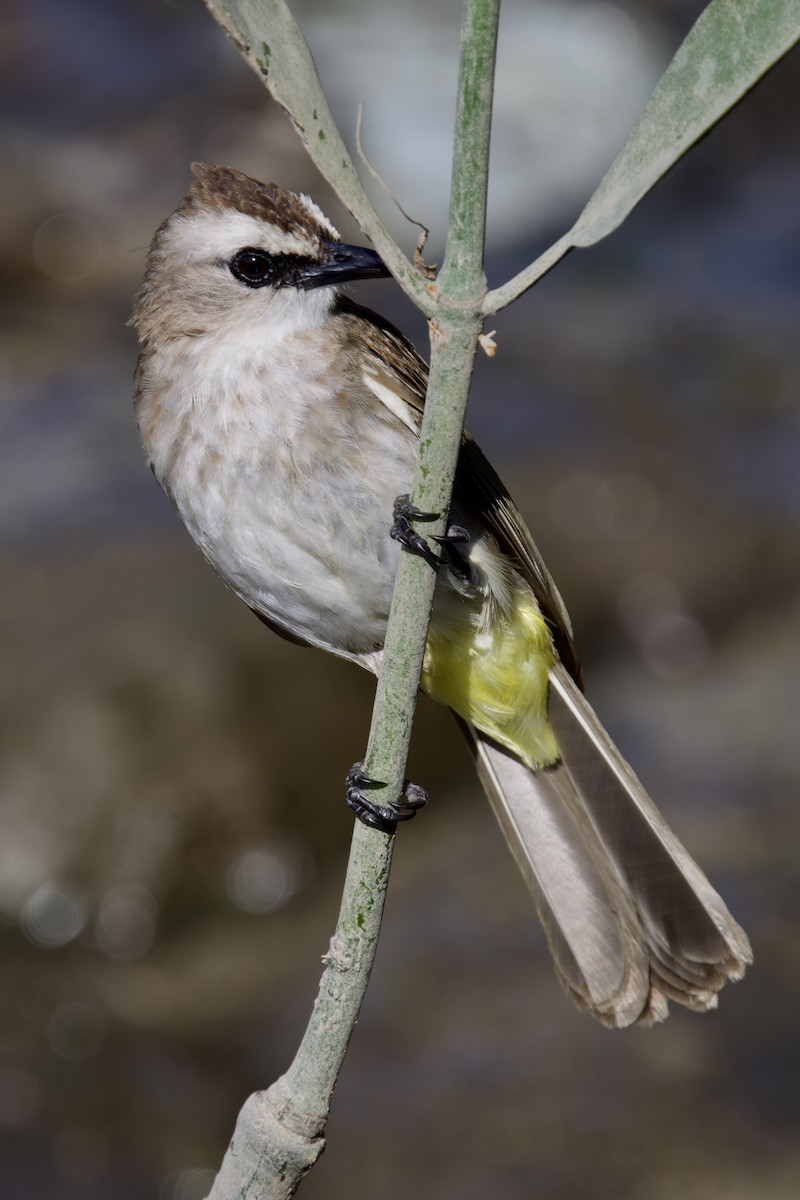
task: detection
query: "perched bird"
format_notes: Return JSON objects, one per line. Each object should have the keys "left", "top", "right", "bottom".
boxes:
{"left": 132, "top": 163, "right": 751, "bottom": 1027}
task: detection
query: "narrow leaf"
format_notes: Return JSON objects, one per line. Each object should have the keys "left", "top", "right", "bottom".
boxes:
{"left": 570, "top": 0, "right": 800, "bottom": 247}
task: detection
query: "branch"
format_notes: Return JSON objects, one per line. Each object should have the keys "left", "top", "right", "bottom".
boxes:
{"left": 483, "top": 0, "right": 800, "bottom": 315}
{"left": 206, "top": 821, "right": 394, "bottom": 1198}
{"left": 362, "top": 0, "right": 498, "bottom": 784}
{"left": 202, "top": 1, "right": 499, "bottom": 1196}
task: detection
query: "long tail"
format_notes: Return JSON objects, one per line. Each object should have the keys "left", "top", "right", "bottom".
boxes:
{"left": 459, "top": 663, "right": 752, "bottom": 1028}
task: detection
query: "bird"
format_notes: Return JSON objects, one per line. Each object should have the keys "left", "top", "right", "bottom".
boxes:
{"left": 131, "top": 162, "right": 752, "bottom": 1028}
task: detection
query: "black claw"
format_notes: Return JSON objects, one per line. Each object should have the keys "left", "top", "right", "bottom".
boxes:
{"left": 390, "top": 495, "right": 441, "bottom": 569}
{"left": 346, "top": 794, "right": 401, "bottom": 832}
{"left": 432, "top": 525, "right": 469, "bottom": 547}
{"left": 393, "top": 494, "right": 439, "bottom": 524}
{"left": 345, "top": 764, "right": 381, "bottom": 790}
{"left": 345, "top": 761, "right": 429, "bottom": 832}
{"left": 400, "top": 780, "right": 429, "bottom": 810}
{"left": 433, "top": 524, "right": 472, "bottom": 580}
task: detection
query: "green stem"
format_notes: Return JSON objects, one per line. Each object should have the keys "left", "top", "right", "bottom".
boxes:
{"left": 204, "top": 2, "right": 500, "bottom": 1196}
{"left": 364, "top": 0, "right": 498, "bottom": 791}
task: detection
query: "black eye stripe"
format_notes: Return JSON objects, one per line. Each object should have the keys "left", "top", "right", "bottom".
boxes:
{"left": 228, "top": 247, "right": 311, "bottom": 289}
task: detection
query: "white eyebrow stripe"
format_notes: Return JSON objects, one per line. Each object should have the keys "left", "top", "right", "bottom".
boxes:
{"left": 363, "top": 372, "right": 418, "bottom": 434}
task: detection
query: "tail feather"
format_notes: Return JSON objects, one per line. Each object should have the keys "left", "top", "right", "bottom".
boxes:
{"left": 548, "top": 666, "right": 752, "bottom": 995}
{"left": 459, "top": 664, "right": 752, "bottom": 1028}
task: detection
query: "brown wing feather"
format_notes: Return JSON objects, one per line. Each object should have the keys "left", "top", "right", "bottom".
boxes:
{"left": 335, "top": 295, "right": 582, "bottom": 682}
{"left": 335, "top": 296, "right": 429, "bottom": 411}
{"left": 453, "top": 436, "right": 583, "bottom": 685}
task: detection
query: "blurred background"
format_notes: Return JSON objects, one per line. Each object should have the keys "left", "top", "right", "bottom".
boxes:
{"left": 1, "top": 1, "right": 799, "bottom": 1196}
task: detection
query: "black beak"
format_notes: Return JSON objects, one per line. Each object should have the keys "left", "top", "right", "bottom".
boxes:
{"left": 298, "top": 241, "right": 390, "bottom": 290}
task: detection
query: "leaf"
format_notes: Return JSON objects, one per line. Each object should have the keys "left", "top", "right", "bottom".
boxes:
{"left": 570, "top": 0, "right": 800, "bottom": 248}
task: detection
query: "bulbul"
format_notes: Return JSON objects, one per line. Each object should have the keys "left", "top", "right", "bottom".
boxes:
{"left": 132, "top": 163, "right": 751, "bottom": 1028}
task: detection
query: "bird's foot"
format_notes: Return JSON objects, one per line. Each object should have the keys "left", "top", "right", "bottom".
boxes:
{"left": 390, "top": 494, "right": 441, "bottom": 568}
{"left": 390, "top": 495, "right": 469, "bottom": 569}
{"left": 345, "top": 762, "right": 429, "bottom": 833}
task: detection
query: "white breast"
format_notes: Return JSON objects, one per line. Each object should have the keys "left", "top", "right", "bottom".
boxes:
{"left": 137, "top": 322, "right": 418, "bottom": 661}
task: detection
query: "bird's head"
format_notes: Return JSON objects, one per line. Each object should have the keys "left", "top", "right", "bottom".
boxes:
{"left": 132, "top": 163, "right": 388, "bottom": 345}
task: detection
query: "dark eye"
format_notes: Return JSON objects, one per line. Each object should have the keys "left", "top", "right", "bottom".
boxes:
{"left": 229, "top": 247, "right": 273, "bottom": 288}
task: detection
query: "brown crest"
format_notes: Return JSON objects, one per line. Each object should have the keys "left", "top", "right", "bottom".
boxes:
{"left": 187, "top": 163, "right": 330, "bottom": 244}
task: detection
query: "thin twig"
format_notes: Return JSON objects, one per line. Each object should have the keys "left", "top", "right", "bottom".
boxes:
{"left": 482, "top": 232, "right": 574, "bottom": 315}
{"left": 355, "top": 102, "right": 435, "bottom": 276}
